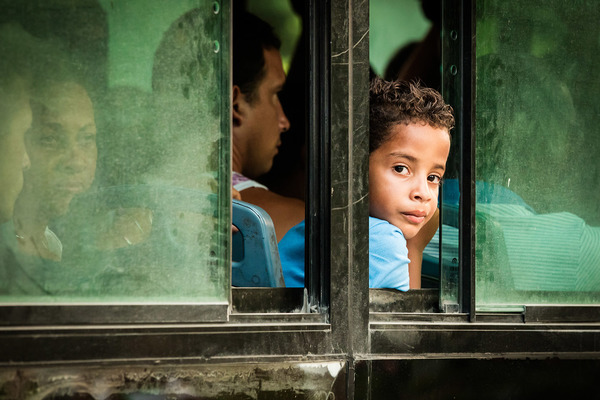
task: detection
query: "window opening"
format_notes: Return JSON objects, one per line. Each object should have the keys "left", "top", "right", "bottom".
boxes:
{"left": 369, "top": 0, "right": 447, "bottom": 306}
{"left": 233, "top": 0, "right": 330, "bottom": 312}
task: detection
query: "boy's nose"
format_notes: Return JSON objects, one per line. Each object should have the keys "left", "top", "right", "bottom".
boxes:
{"left": 410, "top": 178, "right": 433, "bottom": 202}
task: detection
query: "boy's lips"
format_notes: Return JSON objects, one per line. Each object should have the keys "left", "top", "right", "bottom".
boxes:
{"left": 401, "top": 210, "right": 426, "bottom": 224}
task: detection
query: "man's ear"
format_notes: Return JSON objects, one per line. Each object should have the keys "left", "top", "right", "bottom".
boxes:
{"left": 232, "top": 85, "right": 244, "bottom": 128}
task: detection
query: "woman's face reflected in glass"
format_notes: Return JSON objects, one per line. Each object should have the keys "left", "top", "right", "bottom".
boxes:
{"left": 25, "top": 81, "right": 97, "bottom": 217}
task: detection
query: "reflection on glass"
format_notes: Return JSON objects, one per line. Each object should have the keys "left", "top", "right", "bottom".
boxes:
{"left": 14, "top": 81, "right": 97, "bottom": 262}
{"left": 0, "top": 1, "right": 230, "bottom": 305}
{"left": 474, "top": 0, "right": 600, "bottom": 309}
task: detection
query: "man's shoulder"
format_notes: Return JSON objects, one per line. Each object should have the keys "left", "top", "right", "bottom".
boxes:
{"left": 232, "top": 171, "right": 269, "bottom": 191}
{"left": 240, "top": 186, "right": 304, "bottom": 210}
{"left": 240, "top": 186, "right": 305, "bottom": 242}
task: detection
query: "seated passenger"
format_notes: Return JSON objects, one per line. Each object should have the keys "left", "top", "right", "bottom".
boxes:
{"left": 231, "top": 10, "right": 304, "bottom": 242}
{"left": 12, "top": 80, "right": 97, "bottom": 262}
{"left": 280, "top": 78, "right": 454, "bottom": 290}
{"left": 423, "top": 53, "right": 600, "bottom": 293}
{"left": 424, "top": 178, "right": 600, "bottom": 292}
{"left": 432, "top": 53, "right": 600, "bottom": 292}
{"left": 0, "top": 24, "right": 34, "bottom": 293}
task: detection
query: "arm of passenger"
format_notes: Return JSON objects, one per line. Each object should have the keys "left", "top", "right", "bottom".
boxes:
{"left": 232, "top": 187, "right": 241, "bottom": 233}
{"left": 406, "top": 208, "right": 440, "bottom": 289}
{"left": 239, "top": 187, "right": 305, "bottom": 242}
{"left": 232, "top": 187, "right": 241, "bottom": 200}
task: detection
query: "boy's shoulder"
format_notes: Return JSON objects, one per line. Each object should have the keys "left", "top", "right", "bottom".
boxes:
{"left": 368, "top": 216, "right": 410, "bottom": 290}
{"left": 369, "top": 216, "right": 405, "bottom": 241}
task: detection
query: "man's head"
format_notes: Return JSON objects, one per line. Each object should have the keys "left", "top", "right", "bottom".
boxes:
{"left": 233, "top": 11, "right": 282, "bottom": 104}
{"left": 231, "top": 11, "right": 290, "bottom": 178}
{"left": 369, "top": 77, "right": 454, "bottom": 239}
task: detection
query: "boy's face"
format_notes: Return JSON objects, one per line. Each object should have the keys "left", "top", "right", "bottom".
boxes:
{"left": 369, "top": 123, "right": 450, "bottom": 240}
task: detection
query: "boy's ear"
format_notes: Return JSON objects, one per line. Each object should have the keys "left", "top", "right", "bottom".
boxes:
{"left": 232, "top": 85, "right": 245, "bottom": 128}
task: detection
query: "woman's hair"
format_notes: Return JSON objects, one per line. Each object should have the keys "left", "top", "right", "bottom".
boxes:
{"left": 369, "top": 76, "right": 454, "bottom": 153}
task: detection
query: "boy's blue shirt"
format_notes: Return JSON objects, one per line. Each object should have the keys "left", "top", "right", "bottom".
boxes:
{"left": 368, "top": 216, "right": 410, "bottom": 291}
{"left": 278, "top": 217, "right": 410, "bottom": 291}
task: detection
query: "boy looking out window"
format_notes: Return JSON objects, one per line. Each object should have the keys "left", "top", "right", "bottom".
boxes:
{"left": 368, "top": 77, "right": 453, "bottom": 290}
{"left": 280, "top": 77, "right": 454, "bottom": 290}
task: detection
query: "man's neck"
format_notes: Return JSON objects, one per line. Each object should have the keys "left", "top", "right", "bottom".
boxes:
{"left": 231, "top": 144, "right": 243, "bottom": 174}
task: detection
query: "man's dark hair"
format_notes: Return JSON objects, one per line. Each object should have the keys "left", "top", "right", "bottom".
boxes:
{"left": 369, "top": 76, "right": 454, "bottom": 153}
{"left": 233, "top": 9, "right": 281, "bottom": 104}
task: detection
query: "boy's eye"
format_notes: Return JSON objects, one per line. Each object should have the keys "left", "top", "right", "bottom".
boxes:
{"left": 393, "top": 165, "right": 409, "bottom": 175}
{"left": 428, "top": 174, "right": 442, "bottom": 184}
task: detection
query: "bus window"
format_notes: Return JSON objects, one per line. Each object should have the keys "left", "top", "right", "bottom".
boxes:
{"left": 230, "top": 1, "right": 307, "bottom": 291}
{"left": 0, "top": 1, "right": 230, "bottom": 313}
{"left": 370, "top": 0, "right": 600, "bottom": 314}
{"left": 370, "top": 0, "right": 445, "bottom": 295}
{"left": 473, "top": 0, "right": 600, "bottom": 310}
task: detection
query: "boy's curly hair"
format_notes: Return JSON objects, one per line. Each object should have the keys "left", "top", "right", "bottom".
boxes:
{"left": 370, "top": 77, "right": 454, "bottom": 153}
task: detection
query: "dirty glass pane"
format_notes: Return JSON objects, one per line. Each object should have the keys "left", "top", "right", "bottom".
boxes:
{"left": 475, "top": 0, "right": 600, "bottom": 310}
{"left": 0, "top": 0, "right": 230, "bottom": 305}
